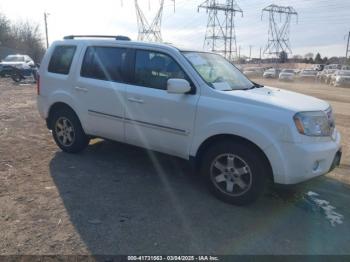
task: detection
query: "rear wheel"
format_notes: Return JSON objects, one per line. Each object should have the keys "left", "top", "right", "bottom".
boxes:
{"left": 51, "top": 107, "right": 89, "bottom": 153}
{"left": 201, "top": 140, "right": 269, "bottom": 205}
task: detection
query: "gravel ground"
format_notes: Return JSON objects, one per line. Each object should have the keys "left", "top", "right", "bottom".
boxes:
{"left": 0, "top": 78, "right": 349, "bottom": 255}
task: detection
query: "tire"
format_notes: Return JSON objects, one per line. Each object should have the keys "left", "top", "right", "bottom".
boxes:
{"left": 51, "top": 107, "right": 90, "bottom": 153}
{"left": 201, "top": 140, "right": 269, "bottom": 205}
{"left": 11, "top": 72, "right": 22, "bottom": 83}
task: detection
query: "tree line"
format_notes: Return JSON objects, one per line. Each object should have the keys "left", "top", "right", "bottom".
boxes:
{"left": 0, "top": 13, "right": 45, "bottom": 63}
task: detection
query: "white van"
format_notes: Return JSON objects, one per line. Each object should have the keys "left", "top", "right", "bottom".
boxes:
{"left": 37, "top": 35, "right": 342, "bottom": 205}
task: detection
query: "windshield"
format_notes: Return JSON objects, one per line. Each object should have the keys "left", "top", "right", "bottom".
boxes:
{"left": 282, "top": 69, "right": 295, "bottom": 73}
{"left": 302, "top": 70, "right": 317, "bottom": 75}
{"left": 3, "top": 55, "right": 24, "bottom": 62}
{"left": 182, "top": 52, "right": 253, "bottom": 90}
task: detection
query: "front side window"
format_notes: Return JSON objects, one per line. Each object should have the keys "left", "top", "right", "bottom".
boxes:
{"left": 183, "top": 51, "right": 252, "bottom": 90}
{"left": 134, "top": 50, "right": 187, "bottom": 90}
{"left": 81, "top": 46, "right": 128, "bottom": 82}
{"left": 48, "top": 46, "right": 76, "bottom": 75}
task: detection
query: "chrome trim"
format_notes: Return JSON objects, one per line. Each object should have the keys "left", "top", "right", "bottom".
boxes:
{"left": 88, "top": 110, "right": 123, "bottom": 120}
{"left": 88, "top": 109, "right": 188, "bottom": 135}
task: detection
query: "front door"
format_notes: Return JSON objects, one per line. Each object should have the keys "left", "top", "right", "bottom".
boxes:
{"left": 125, "top": 50, "right": 199, "bottom": 158}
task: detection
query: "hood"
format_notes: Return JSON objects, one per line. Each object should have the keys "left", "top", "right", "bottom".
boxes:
{"left": 226, "top": 86, "right": 329, "bottom": 112}
{"left": 300, "top": 74, "right": 316, "bottom": 77}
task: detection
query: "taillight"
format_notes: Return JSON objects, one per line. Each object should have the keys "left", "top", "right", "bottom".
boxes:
{"left": 37, "top": 75, "right": 40, "bottom": 95}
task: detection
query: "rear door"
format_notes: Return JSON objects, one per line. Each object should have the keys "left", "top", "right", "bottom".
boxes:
{"left": 75, "top": 45, "right": 132, "bottom": 141}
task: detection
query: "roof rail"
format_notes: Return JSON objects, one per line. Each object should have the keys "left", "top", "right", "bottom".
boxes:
{"left": 63, "top": 35, "right": 131, "bottom": 41}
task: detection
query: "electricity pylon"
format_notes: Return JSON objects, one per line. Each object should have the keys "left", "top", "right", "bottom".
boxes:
{"left": 198, "top": 0, "right": 243, "bottom": 61}
{"left": 262, "top": 4, "right": 298, "bottom": 57}
{"left": 135, "top": 0, "right": 175, "bottom": 42}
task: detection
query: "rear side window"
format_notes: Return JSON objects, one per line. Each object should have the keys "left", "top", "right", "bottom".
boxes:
{"left": 81, "top": 46, "right": 127, "bottom": 82}
{"left": 48, "top": 46, "right": 76, "bottom": 75}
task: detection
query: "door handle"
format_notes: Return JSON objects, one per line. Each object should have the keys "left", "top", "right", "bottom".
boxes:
{"left": 127, "top": 97, "right": 144, "bottom": 104}
{"left": 74, "top": 86, "right": 88, "bottom": 92}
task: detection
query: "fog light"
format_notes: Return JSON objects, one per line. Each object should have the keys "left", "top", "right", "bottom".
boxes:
{"left": 313, "top": 161, "right": 320, "bottom": 171}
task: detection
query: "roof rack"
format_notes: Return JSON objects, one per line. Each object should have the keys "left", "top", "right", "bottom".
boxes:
{"left": 63, "top": 35, "right": 131, "bottom": 41}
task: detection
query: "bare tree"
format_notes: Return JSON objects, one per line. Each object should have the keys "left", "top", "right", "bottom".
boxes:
{"left": 0, "top": 14, "right": 11, "bottom": 46}
{"left": 0, "top": 12, "right": 45, "bottom": 62}
{"left": 10, "top": 21, "right": 45, "bottom": 62}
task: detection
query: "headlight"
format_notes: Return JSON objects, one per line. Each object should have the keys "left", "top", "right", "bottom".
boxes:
{"left": 293, "top": 111, "right": 331, "bottom": 136}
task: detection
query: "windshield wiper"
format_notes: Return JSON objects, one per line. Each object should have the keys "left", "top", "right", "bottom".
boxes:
{"left": 245, "top": 82, "right": 264, "bottom": 90}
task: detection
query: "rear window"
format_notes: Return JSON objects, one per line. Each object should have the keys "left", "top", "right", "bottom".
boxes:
{"left": 48, "top": 46, "right": 76, "bottom": 75}
{"left": 80, "top": 46, "right": 128, "bottom": 82}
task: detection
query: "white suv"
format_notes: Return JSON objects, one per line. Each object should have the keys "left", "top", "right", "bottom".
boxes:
{"left": 37, "top": 35, "right": 342, "bottom": 205}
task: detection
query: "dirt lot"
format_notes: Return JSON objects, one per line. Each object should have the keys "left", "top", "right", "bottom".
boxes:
{"left": 0, "top": 78, "right": 350, "bottom": 255}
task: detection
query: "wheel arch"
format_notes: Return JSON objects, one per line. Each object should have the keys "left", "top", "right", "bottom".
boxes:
{"left": 46, "top": 102, "right": 80, "bottom": 130}
{"left": 193, "top": 134, "right": 274, "bottom": 182}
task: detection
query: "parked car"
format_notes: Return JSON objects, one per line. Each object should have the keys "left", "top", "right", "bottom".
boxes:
{"left": 324, "top": 64, "right": 342, "bottom": 70}
{"left": 341, "top": 65, "right": 350, "bottom": 70}
{"left": 330, "top": 70, "right": 350, "bottom": 87}
{"left": 37, "top": 35, "right": 342, "bottom": 205}
{"left": 263, "top": 68, "right": 280, "bottom": 79}
{"left": 0, "top": 54, "right": 35, "bottom": 77}
{"left": 297, "top": 69, "right": 318, "bottom": 82}
{"left": 279, "top": 69, "right": 295, "bottom": 81}
{"left": 324, "top": 69, "right": 337, "bottom": 84}
{"left": 313, "top": 64, "right": 325, "bottom": 71}
{"left": 242, "top": 67, "right": 263, "bottom": 78}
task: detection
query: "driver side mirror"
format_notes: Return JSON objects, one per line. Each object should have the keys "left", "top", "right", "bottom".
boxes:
{"left": 167, "top": 78, "right": 191, "bottom": 94}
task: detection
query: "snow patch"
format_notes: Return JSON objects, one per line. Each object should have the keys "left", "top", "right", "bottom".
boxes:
{"left": 305, "top": 191, "right": 344, "bottom": 227}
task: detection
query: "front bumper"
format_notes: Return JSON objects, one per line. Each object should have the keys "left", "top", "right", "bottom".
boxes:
{"left": 265, "top": 130, "right": 342, "bottom": 184}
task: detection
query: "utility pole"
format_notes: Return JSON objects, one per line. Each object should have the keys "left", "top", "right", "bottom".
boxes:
{"left": 259, "top": 46, "right": 262, "bottom": 63}
{"left": 44, "top": 12, "right": 49, "bottom": 49}
{"left": 261, "top": 4, "right": 297, "bottom": 59}
{"left": 249, "top": 45, "right": 252, "bottom": 60}
{"left": 346, "top": 31, "right": 350, "bottom": 60}
{"left": 198, "top": 0, "right": 243, "bottom": 61}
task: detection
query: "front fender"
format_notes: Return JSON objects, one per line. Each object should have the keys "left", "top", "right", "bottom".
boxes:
{"left": 190, "top": 119, "right": 289, "bottom": 183}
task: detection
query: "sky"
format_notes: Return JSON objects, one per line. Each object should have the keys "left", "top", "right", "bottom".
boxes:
{"left": 0, "top": 0, "right": 349, "bottom": 58}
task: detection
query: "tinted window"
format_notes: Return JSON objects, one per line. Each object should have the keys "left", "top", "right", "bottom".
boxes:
{"left": 48, "top": 46, "right": 76, "bottom": 75}
{"left": 81, "top": 46, "right": 127, "bottom": 82}
{"left": 135, "top": 50, "right": 187, "bottom": 90}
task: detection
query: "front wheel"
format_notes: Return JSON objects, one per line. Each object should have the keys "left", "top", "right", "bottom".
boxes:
{"left": 11, "top": 72, "right": 23, "bottom": 82}
{"left": 201, "top": 141, "right": 270, "bottom": 205}
{"left": 51, "top": 108, "right": 90, "bottom": 153}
